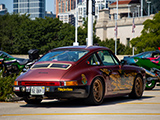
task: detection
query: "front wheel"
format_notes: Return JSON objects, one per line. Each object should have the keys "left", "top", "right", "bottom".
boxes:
{"left": 24, "top": 96, "right": 42, "bottom": 104}
{"left": 84, "top": 78, "right": 104, "bottom": 105}
{"left": 129, "top": 76, "right": 144, "bottom": 98}
{"left": 145, "top": 80, "right": 156, "bottom": 90}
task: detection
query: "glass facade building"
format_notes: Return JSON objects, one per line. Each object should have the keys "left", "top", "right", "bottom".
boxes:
{"left": 0, "top": 4, "right": 7, "bottom": 15}
{"left": 56, "top": 0, "right": 76, "bottom": 17}
{"left": 13, "top": 0, "right": 45, "bottom": 20}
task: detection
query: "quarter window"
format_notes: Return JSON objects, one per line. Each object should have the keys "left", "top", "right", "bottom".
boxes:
{"left": 97, "top": 50, "right": 119, "bottom": 66}
{"left": 87, "top": 54, "right": 100, "bottom": 65}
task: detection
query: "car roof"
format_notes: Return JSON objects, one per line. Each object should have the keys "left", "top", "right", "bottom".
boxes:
{"left": 131, "top": 50, "right": 160, "bottom": 58}
{"left": 51, "top": 46, "right": 110, "bottom": 52}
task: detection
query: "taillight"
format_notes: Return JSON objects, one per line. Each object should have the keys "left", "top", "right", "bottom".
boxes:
{"left": 20, "top": 81, "right": 61, "bottom": 86}
{"left": 64, "top": 81, "right": 78, "bottom": 86}
{"left": 14, "top": 81, "right": 18, "bottom": 86}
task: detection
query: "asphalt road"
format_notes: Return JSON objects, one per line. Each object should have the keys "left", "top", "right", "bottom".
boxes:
{"left": 0, "top": 86, "right": 160, "bottom": 120}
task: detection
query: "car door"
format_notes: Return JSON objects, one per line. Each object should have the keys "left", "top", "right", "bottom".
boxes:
{"left": 97, "top": 50, "right": 130, "bottom": 95}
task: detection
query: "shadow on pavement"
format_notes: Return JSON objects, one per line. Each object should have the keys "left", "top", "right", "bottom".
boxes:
{"left": 20, "top": 95, "right": 154, "bottom": 108}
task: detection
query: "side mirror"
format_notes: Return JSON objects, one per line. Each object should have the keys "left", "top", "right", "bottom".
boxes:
{"left": 120, "top": 60, "right": 127, "bottom": 66}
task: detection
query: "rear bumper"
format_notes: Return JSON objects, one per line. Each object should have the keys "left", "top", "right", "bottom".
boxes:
{"left": 13, "top": 85, "right": 90, "bottom": 99}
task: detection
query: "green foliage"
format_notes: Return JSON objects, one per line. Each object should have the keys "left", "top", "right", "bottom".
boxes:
{"left": 98, "top": 39, "right": 132, "bottom": 55}
{"left": 0, "top": 72, "right": 17, "bottom": 101}
{"left": 130, "top": 11, "right": 160, "bottom": 54}
{"left": 0, "top": 14, "right": 101, "bottom": 54}
{"left": 0, "top": 13, "right": 131, "bottom": 55}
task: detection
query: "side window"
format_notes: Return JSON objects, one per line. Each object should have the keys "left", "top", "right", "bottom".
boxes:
{"left": 87, "top": 54, "right": 100, "bottom": 65}
{"left": 97, "top": 50, "right": 119, "bottom": 66}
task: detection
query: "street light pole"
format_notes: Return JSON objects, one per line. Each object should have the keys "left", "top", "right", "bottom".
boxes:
{"left": 115, "top": 0, "right": 118, "bottom": 55}
{"left": 73, "top": 0, "right": 79, "bottom": 46}
{"left": 87, "top": 0, "right": 93, "bottom": 46}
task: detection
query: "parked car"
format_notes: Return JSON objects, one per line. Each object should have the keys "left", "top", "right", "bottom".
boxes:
{"left": 123, "top": 50, "right": 160, "bottom": 65}
{"left": 13, "top": 46, "right": 146, "bottom": 105}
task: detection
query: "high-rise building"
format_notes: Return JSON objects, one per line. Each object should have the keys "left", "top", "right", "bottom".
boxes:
{"left": 77, "top": 0, "right": 116, "bottom": 25}
{"left": 0, "top": 4, "right": 7, "bottom": 15}
{"left": 58, "top": 13, "right": 75, "bottom": 26}
{"left": 56, "top": 0, "right": 76, "bottom": 17}
{"left": 13, "top": 0, "right": 45, "bottom": 20}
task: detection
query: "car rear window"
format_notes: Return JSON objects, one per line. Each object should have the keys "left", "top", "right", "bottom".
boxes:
{"left": 38, "top": 50, "right": 88, "bottom": 62}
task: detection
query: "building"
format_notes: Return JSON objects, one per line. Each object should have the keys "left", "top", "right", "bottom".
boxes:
{"left": 56, "top": 0, "right": 76, "bottom": 17}
{"left": 77, "top": 0, "right": 116, "bottom": 26}
{"left": 142, "top": 0, "right": 160, "bottom": 15}
{"left": 0, "top": 4, "right": 7, "bottom": 15}
{"left": 13, "top": 0, "right": 45, "bottom": 20}
{"left": 45, "top": 11, "right": 56, "bottom": 18}
{"left": 109, "top": 0, "right": 141, "bottom": 19}
{"left": 58, "top": 13, "right": 75, "bottom": 26}
{"left": 95, "top": 0, "right": 154, "bottom": 46}
{"left": 96, "top": 0, "right": 116, "bottom": 10}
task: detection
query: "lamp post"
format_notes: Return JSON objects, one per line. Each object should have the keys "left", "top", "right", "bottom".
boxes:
{"left": 87, "top": 0, "right": 93, "bottom": 46}
{"left": 115, "top": 0, "right": 118, "bottom": 55}
{"left": 73, "top": 0, "right": 79, "bottom": 46}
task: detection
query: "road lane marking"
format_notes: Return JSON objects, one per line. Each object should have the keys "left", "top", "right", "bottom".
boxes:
{"left": 1, "top": 113, "right": 160, "bottom": 117}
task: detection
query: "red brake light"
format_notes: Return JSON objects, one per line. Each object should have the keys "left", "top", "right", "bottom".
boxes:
{"left": 20, "top": 81, "right": 61, "bottom": 86}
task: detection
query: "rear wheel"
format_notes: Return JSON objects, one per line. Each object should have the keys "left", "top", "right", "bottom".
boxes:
{"left": 129, "top": 76, "right": 144, "bottom": 98}
{"left": 24, "top": 96, "right": 42, "bottom": 104}
{"left": 85, "top": 78, "right": 104, "bottom": 105}
{"left": 145, "top": 80, "right": 156, "bottom": 90}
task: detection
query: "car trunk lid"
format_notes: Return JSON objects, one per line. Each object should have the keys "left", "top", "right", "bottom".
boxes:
{"left": 17, "top": 62, "right": 74, "bottom": 81}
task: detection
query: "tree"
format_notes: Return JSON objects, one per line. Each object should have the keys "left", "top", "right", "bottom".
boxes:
{"left": 98, "top": 39, "right": 132, "bottom": 55}
{"left": 130, "top": 11, "right": 160, "bottom": 54}
{"left": 0, "top": 13, "right": 30, "bottom": 53}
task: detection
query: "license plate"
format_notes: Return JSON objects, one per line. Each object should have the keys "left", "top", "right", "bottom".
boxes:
{"left": 31, "top": 86, "right": 45, "bottom": 95}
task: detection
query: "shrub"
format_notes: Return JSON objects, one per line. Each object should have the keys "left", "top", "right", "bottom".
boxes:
{"left": 0, "top": 72, "right": 18, "bottom": 101}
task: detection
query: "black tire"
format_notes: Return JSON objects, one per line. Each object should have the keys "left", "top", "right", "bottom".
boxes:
{"left": 24, "top": 96, "right": 42, "bottom": 104}
{"left": 145, "top": 80, "right": 156, "bottom": 90}
{"left": 84, "top": 78, "right": 104, "bottom": 105}
{"left": 129, "top": 75, "right": 144, "bottom": 98}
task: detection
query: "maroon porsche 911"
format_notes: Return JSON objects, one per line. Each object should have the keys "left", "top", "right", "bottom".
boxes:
{"left": 13, "top": 46, "right": 146, "bottom": 105}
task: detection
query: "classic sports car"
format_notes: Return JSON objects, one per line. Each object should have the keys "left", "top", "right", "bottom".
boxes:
{"left": 13, "top": 46, "right": 146, "bottom": 105}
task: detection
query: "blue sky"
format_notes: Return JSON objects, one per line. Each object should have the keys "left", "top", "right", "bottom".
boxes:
{"left": 0, "top": 0, "right": 55, "bottom": 13}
